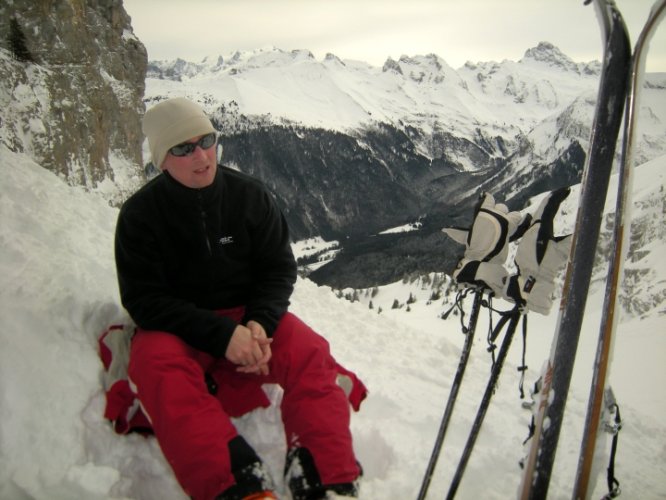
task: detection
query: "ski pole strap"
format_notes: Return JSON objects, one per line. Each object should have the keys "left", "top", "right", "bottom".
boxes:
{"left": 486, "top": 295, "right": 498, "bottom": 364}
{"left": 485, "top": 294, "right": 507, "bottom": 365}
{"left": 486, "top": 305, "right": 520, "bottom": 367}
{"left": 442, "top": 287, "right": 473, "bottom": 333}
{"left": 522, "top": 414, "right": 536, "bottom": 447}
{"left": 484, "top": 305, "right": 527, "bottom": 398}
{"left": 604, "top": 403, "right": 622, "bottom": 499}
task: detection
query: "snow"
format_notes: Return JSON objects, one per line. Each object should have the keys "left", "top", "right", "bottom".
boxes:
{"left": 378, "top": 221, "right": 422, "bottom": 235}
{"left": 145, "top": 47, "right": 602, "bottom": 139}
{"left": 291, "top": 236, "right": 340, "bottom": 262}
{"left": 1, "top": 142, "right": 665, "bottom": 499}
{"left": 143, "top": 48, "right": 666, "bottom": 201}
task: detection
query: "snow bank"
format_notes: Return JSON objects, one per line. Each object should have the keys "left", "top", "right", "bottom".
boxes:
{"left": 1, "top": 146, "right": 665, "bottom": 499}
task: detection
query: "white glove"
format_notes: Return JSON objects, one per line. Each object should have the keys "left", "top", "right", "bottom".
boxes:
{"left": 443, "top": 192, "right": 530, "bottom": 296}
{"left": 506, "top": 187, "right": 572, "bottom": 314}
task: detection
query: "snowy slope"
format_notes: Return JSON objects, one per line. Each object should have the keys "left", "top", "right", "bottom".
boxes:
{"left": 1, "top": 143, "right": 665, "bottom": 500}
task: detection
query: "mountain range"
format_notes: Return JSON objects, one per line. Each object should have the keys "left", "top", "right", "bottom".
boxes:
{"left": 2, "top": 0, "right": 665, "bottom": 291}
{"left": 144, "top": 43, "right": 666, "bottom": 287}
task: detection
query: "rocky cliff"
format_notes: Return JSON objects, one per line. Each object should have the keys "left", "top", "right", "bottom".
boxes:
{"left": 0, "top": 0, "right": 147, "bottom": 202}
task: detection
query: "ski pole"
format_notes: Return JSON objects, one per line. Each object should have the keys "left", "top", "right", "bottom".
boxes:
{"left": 446, "top": 306, "right": 522, "bottom": 499}
{"left": 416, "top": 288, "right": 484, "bottom": 500}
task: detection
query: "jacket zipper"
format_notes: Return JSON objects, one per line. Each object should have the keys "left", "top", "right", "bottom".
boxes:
{"left": 197, "top": 192, "right": 213, "bottom": 256}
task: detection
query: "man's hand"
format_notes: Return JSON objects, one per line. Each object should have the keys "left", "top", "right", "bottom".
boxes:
{"left": 225, "top": 321, "right": 272, "bottom": 375}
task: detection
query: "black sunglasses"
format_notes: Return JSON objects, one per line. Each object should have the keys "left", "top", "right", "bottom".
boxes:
{"left": 169, "top": 133, "right": 217, "bottom": 157}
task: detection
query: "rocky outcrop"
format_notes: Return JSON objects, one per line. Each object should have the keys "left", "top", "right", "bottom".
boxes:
{"left": 0, "top": 0, "right": 147, "bottom": 202}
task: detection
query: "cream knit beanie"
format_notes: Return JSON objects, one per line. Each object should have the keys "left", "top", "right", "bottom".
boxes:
{"left": 142, "top": 97, "right": 216, "bottom": 168}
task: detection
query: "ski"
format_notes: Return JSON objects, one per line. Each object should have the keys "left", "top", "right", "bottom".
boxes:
{"left": 417, "top": 288, "right": 484, "bottom": 500}
{"left": 445, "top": 306, "right": 522, "bottom": 500}
{"left": 517, "top": 1, "right": 631, "bottom": 498}
{"left": 573, "top": 2, "right": 666, "bottom": 498}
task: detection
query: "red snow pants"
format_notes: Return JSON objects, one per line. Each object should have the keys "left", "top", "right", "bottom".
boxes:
{"left": 128, "top": 308, "right": 363, "bottom": 500}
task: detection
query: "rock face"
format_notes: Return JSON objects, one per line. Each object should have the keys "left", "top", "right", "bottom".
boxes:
{"left": 0, "top": 0, "right": 147, "bottom": 202}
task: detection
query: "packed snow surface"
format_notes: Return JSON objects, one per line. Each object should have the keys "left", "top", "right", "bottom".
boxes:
{"left": 1, "top": 145, "right": 665, "bottom": 499}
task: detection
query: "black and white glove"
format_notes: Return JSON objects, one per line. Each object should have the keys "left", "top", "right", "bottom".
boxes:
{"left": 443, "top": 192, "right": 530, "bottom": 296}
{"left": 505, "top": 187, "right": 572, "bottom": 314}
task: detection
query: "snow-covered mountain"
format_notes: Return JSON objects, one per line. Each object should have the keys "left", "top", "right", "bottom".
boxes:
{"left": 145, "top": 42, "right": 663, "bottom": 169}
{"left": 1, "top": 142, "right": 664, "bottom": 500}
{"left": 4, "top": 25, "right": 664, "bottom": 288}
{"left": 144, "top": 44, "right": 666, "bottom": 289}
{"left": 147, "top": 43, "right": 600, "bottom": 138}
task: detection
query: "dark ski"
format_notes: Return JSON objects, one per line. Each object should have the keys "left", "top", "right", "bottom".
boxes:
{"left": 417, "top": 288, "right": 484, "bottom": 500}
{"left": 573, "top": 1, "right": 666, "bottom": 498}
{"left": 518, "top": 0, "right": 631, "bottom": 498}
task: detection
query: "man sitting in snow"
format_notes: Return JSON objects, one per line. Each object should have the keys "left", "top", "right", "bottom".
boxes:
{"left": 114, "top": 97, "right": 366, "bottom": 500}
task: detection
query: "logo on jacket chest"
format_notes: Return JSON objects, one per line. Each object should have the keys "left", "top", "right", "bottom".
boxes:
{"left": 218, "top": 235, "right": 235, "bottom": 246}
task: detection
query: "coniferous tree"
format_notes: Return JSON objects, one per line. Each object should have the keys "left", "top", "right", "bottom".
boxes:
{"left": 7, "top": 18, "right": 34, "bottom": 63}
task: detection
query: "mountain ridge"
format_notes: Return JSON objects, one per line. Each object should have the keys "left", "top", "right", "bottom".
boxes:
{"left": 145, "top": 42, "right": 603, "bottom": 138}
{"left": 143, "top": 43, "right": 665, "bottom": 287}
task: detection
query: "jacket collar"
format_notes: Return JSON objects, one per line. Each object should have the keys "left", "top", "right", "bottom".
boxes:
{"left": 162, "top": 166, "right": 222, "bottom": 207}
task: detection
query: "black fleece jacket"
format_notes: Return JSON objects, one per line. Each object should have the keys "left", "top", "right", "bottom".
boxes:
{"left": 114, "top": 165, "right": 297, "bottom": 358}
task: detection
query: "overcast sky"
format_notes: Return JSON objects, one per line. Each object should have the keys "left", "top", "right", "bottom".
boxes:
{"left": 123, "top": 0, "right": 666, "bottom": 72}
